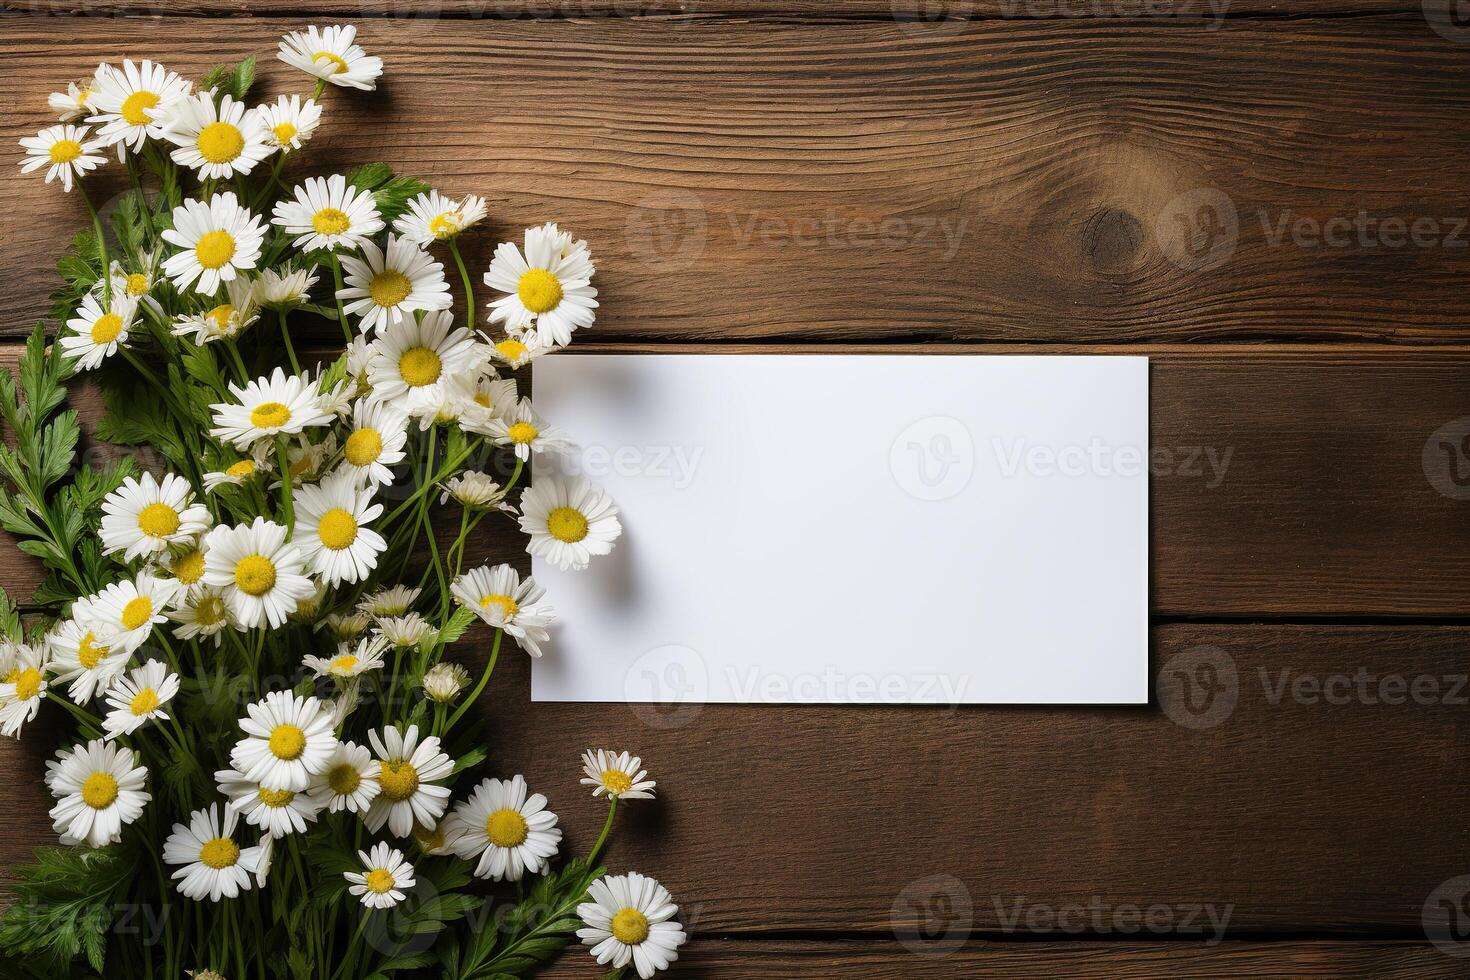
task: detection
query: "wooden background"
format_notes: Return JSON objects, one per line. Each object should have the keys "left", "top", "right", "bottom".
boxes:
{"left": 4, "top": 2, "right": 1470, "bottom": 976}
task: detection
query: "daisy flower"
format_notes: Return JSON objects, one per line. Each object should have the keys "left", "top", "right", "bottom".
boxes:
{"left": 86, "top": 59, "right": 191, "bottom": 158}
{"left": 366, "top": 310, "right": 479, "bottom": 416}
{"left": 485, "top": 331, "right": 551, "bottom": 370}
{"left": 438, "top": 471, "right": 513, "bottom": 511}
{"left": 340, "top": 400, "right": 408, "bottom": 487}
{"left": 101, "top": 660, "right": 179, "bottom": 740}
{"left": 161, "top": 191, "right": 266, "bottom": 295}
{"left": 412, "top": 814, "right": 468, "bottom": 856}
{"left": 49, "top": 74, "right": 103, "bottom": 122}
{"left": 72, "top": 572, "right": 177, "bottom": 656}
{"left": 484, "top": 400, "right": 573, "bottom": 462}
{"left": 203, "top": 454, "right": 271, "bottom": 493}
{"left": 47, "top": 619, "right": 128, "bottom": 703}
{"left": 45, "top": 739, "right": 149, "bottom": 848}
{"left": 103, "top": 250, "right": 165, "bottom": 319}
{"left": 271, "top": 174, "right": 384, "bottom": 254}
{"left": 450, "top": 564, "right": 555, "bottom": 658}
{"left": 18, "top": 124, "right": 106, "bottom": 193}
{"left": 278, "top": 24, "right": 383, "bottom": 91}
{"left": 580, "top": 750, "right": 656, "bottom": 801}
{"left": 308, "top": 739, "right": 380, "bottom": 814}
{"left": 519, "top": 475, "right": 622, "bottom": 571}
{"left": 161, "top": 542, "right": 211, "bottom": 599}
{"left": 0, "top": 642, "right": 49, "bottom": 737}
{"left": 258, "top": 264, "right": 320, "bottom": 310}
{"left": 99, "top": 471, "right": 210, "bottom": 561}
{"left": 358, "top": 585, "right": 421, "bottom": 618}
{"left": 484, "top": 223, "right": 598, "bottom": 346}
{"left": 209, "top": 367, "right": 334, "bottom": 450}
{"left": 201, "top": 517, "right": 316, "bottom": 629}
{"left": 273, "top": 433, "right": 337, "bottom": 487}
{"left": 449, "top": 775, "right": 562, "bottom": 882}
{"left": 257, "top": 94, "right": 322, "bottom": 153}
{"left": 172, "top": 274, "right": 261, "bottom": 344}
{"left": 160, "top": 90, "right": 270, "bottom": 179}
{"left": 59, "top": 293, "right": 136, "bottom": 371}
{"left": 163, "top": 803, "right": 262, "bottom": 902}
{"left": 229, "top": 691, "right": 337, "bottom": 792}
{"left": 293, "top": 469, "right": 387, "bottom": 586}
{"left": 217, "top": 766, "right": 325, "bottom": 838}
{"left": 303, "top": 637, "right": 386, "bottom": 681}
{"left": 320, "top": 609, "right": 372, "bottom": 643}
{"left": 364, "top": 724, "right": 454, "bottom": 838}
{"left": 346, "top": 843, "right": 415, "bottom": 910}
{"left": 339, "top": 234, "right": 452, "bottom": 334}
{"left": 394, "top": 190, "right": 488, "bottom": 246}
{"left": 373, "top": 613, "right": 437, "bottom": 650}
{"left": 168, "top": 586, "right": 234, "bottom": 645}
{"left": 421, "top": 662, "right": 470, "bottom": 704}
{"left": 577, "top": 873, "right": 687, "bottom": 979}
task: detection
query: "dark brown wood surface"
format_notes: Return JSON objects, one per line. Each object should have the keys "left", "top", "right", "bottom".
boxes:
{"left": 2, "top": 2, "right": 1468, "bottom": 976}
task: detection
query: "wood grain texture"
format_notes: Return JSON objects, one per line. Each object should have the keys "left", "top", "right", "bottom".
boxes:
{"left": 4, "top": 16, "right": 1470, "bottom": 343}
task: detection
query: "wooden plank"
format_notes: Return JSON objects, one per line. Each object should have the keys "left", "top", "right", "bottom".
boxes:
{"left": 1, "top": 343, "right": 1467, "bottom": 617}
{"left": 4, "top": 16, "right": 1470, "bottom": 343}
{"left": 3, "top": 624, "right": 1468, "bottom": 932}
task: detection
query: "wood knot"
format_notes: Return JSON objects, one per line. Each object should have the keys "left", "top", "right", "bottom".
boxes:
{"left": 1083, "top": 208, "right": 1144, "bottom": 274}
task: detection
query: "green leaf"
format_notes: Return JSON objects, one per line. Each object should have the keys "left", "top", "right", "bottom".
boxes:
{"left": 0, "top": 847, "right": 130, "bottom": 975}
{"left": 231, "top": 55, "right": 257, "bottom": 100}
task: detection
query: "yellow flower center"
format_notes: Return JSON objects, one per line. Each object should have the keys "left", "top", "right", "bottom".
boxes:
{"left": 137, "top": 502, "right": 180, "bottom": 538}
{"left": 77, "top": 632, "right": 108, "bottom": 670}
{"left": 485, "top": 808, "right": 528, "bottom": 848}
{"left": 317, "top": 508, "right": 359, "bottom": 550}
{"left": 125, "top": 273, "right": 149, "bottom": 296}
{"left": 6, "top": 667, "right": 41, "bottom": 701}
{"left": 429, "top": 212, "right": 461, "bottom": 239}
{"left": 249, "top": 401, "right": 292, "bottom": 429}
{"left": 129, "top": 687, "right": 160, "bottom": 716}
{"left": 121, "top": 596, "right": 153, "bottom": 631}
{"left": 601, "top": 769, "right": 634, "bottom": 795}
{"left": 506, "top": 421, "right": 538, "bottom": 445}
{"left": 234, "top": 554, "right": 277, "bottom": 596}
{"left": 195, "top": 595, "right": 227, "bottom": 625}
{"left": 611, "top": 908, "right": 650, "bottom": 945}
{"left": 226, "top": 459, "right": 256, "bottom": 478}
{"left": 517, "top": 269, "right": 563, "bottom": 314}
{"left": 330, "top": 654, "right": 360, "bottom": 674}
{"left": 365, "top": 868, "right": 396, "bottom": 894}
{"left": 81, "top": 772, "right": 119, "bottom": 809}
{"left": 272, "top": 121, "right": 298, "bottom": 145}
{"left": 257, "top": 787, "right": 295, "bottom": 808}
{"left": 312, "top": 51, "right": 349, "bottom": 74}
{"left": 398, "top": 347, "right": 441, "bottom": 388}
{"left": 472, "top": 393, "right": 492, "bottom": 409}
{"left": 91, "top": 313, "right": 123, "bottom": 344}
{"left": 194, "top": 230, "right": 236, "bottom": 270}
{"left": 369, "top": 269, "right": 412, "bottom": 309}
{"left": 546, "top": 506, "right": 589, "bottom": 543}
{"left": 49, "top": 139, "right": 83, "bottom": 164}
{"left": 312, "top": 207, "right": 350, "bottom": 236}
{"left": 172, "top": 549, "right": 206, "bottom": 585}
{"left": 478, "top": 594, "right": 519, "bottom": 619}
{"left": 495, "top": 338, "right": 528, "bottom": 362}
{"left": 196, "top": 121, "right": 244, "bottom": 164}
{"left": 378, "top": 760, "right": 420, "bottom": 802}
{"left": 120, "top": 90, "right": 159, "bottom": 126}
{"left": 327, "top": 763, "right": 361, "bottom": 795}
{"left": 268, "top": 723, "right": 306, "bottom": 760}
{"left": 206, "top": 304, "right": 234, "bottom": 334}
{"left": 344, "top": 428, "right": 383, "bottom": 466}
{"left": 199, "top": 837, "right": 240, "bottom": 870}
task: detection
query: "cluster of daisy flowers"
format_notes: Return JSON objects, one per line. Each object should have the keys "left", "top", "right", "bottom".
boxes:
{"left": 8, "top": 26, "right": 688, "bottom": 980}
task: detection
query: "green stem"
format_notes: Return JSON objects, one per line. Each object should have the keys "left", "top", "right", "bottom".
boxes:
{"left": 588, "top": 796, "right": 618, "bottom": 867}
{"left": 449, "top": 239, "right": 476, "bottom": 327}
{"left": 78, "top": 184, "right": 111, "bottom": 309}
{"left": 224, "top": 339, "right": 250, "bottom": 385}
{"left": 381, "top": 437, "right": 483, "bottom": 526}
{"left": 251, "top": 151, "right": 288, "bottom": 210}
{"left": 330, "top": 252, "right": 354, "bottom": 345}
{"left": 277, "top": 436, "right": 295, "bottom": 533}
{"left": 443, "top": 628, "right": 501, "bottom": 733}
{"left": 278, "top": 309, "right": 301, "bottom": 374}
{"left": 47, "top": 691, "right": 102, "bottom": 731}
{"left": 330, "top": 912, "right": 372, "bottom": 980}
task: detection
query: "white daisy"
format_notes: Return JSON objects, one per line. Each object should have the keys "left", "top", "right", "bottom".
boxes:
{"left": 161, "top": 191, "right": 266, "bottom": 295}
{"left": 320, "top": 609, "right": 372, "bottom": 643}
{"left": 278, "top": 24, "right": 383, "bottom": 91}
{"left": 60, "top": 293, "right": 136, "bottom": 372}
{"left": 18, "top": 124, "right": 106, "bottom": 193}
{"left": 421, "top": 662, "right": 470, "bottom": 704}
{"left": 45, "top": 739, "right": 149, "bottom": 848}
{"left": 438, "top": 471, "right": 513, "bottom": 512}
{"left": 364, "top": 724, "right": 454, "bottom": 838}
{"left": 357, "top": 585, "right": 421, "bottom": 618}
{"left": 168, "top": 586, "right": 234, "bottom": 645}
{"left": 303, "top": 637, "right": 386, "bottom": 680}
{"left": 412, "top": 814, "right": 468, "bottom": 856}
{"left": 292, "top": 469, "right": 386, "bottom": 586}
{"left": 345, "top": 843, "right": 415, "bottom": 910}
{"left": 99, "top": 471, "right": 211, "bottom": 561}
{"left": 484, "top": 331, "right": 551, "bottom": 370}
{"left": 160, "top": 542, "right": 211, "bottom": 600}
{"left": 271, "top": 174, "right": 384, "bottom": 254}
{"left": 373, "top": 613, "right": 437, "bottom": 650}
{"left": 202, "top": 454, "right": 271, "bottom": 493}
{"left": 484, "top": 400, "right": 573, "bottom": 462}
{"left": 201, "top": 518, "right": 316, "bottom": 629}
{"left": 47, "top": 619, "right": 128, "bottom": 703}
{"left": 366, "top": 310, "right": 479, "bottom": 416}
{"left": 519, "top": 475, "right": 622, "bottom": 571}
{"left": 229, "top": 691, "right": 337, "bottom": 792}
{"left": 172, "top": 274, "right": 260, "bottom": 344}
{"left": 49, "top": 73, "right": 103, "bottom": 122}
{"left": 308, "top": 739, "right": 380, "bottom": 814}
{"left": 289, "top": 579, "right": 330, "bottom": 623}
{"left": 273, "top": 433, "right": 337, "bottom": 488}
{"left": 72, "top": 572, "right": 178, "bottom": 656}
{"left": 340, "top": 400, "right": 408, "bottom": 488}
{"left": 484, "top": 223, "right": 598, "bottom": 346}
{"left": 0, "top": 642, "right": 49, "bottom": 737}
{"left": 217, "top": 766, "right": 325, "bottom": 838}
{"left": 103, "top": 250, "right": 165, "bottom": 319}
{"left": 163, "top": 803, "right": 262, "bottom": 902}
{"left": 450, "top": 372, "right": 518, "bottom": 436}
{"left": 577, "top": 873, "right": 687, "bottom": 979}
{"left": 448, "top": 775, "right": 562, "bottom": 882}
{"left": 394, "top": 190, "right": 488, "bottom": 246}
{"left": 339, "top": 234, "right": 452, "bottom": 334}
{"left": 318, "top": 378, "right": 356, "bottom": 418}
{"left": 160, "top": 90, "right": 271, "bottom": 180}
{"left": 258, "top": 264, "right": 320, "bottom": 310}
{"left": 86, "top": 59, "right": 192, "bottom": 158}
{"left": 450, "top": 564, "right": 555, "bottom": 658}
{"left": 580, "top": 750, "right": 656, "bottom": 801}
{"left": 101, "top": 660, "right": 179, "bottom": 740}
{"left": 209, "top": 367, "right": 334, "bottom": 450}
{"left": 257, "top": 94, "right": 322, "bottom": 153}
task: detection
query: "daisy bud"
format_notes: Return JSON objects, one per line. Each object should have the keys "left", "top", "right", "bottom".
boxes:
{"left": 422, "top": 662, "right": 470, "bottom": 703}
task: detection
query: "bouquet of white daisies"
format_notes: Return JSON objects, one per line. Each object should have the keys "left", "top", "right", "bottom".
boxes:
{"left": 2, "top": 27, "right": 685, "bottom": 980}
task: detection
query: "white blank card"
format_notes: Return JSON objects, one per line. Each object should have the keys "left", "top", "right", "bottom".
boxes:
{"left": 530, "top": 354, "right": 1148, "bottom": 705}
